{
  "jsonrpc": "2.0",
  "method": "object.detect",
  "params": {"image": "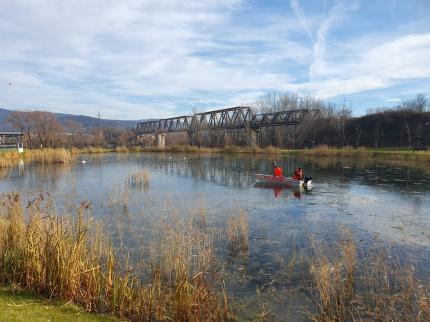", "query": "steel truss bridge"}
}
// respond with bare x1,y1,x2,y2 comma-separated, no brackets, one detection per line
136,106,319,135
